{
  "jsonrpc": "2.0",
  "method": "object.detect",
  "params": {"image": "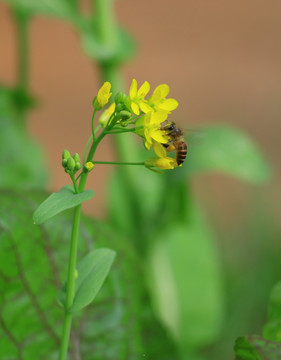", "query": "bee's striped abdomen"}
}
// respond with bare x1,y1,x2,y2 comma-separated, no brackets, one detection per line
176,140,187,165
